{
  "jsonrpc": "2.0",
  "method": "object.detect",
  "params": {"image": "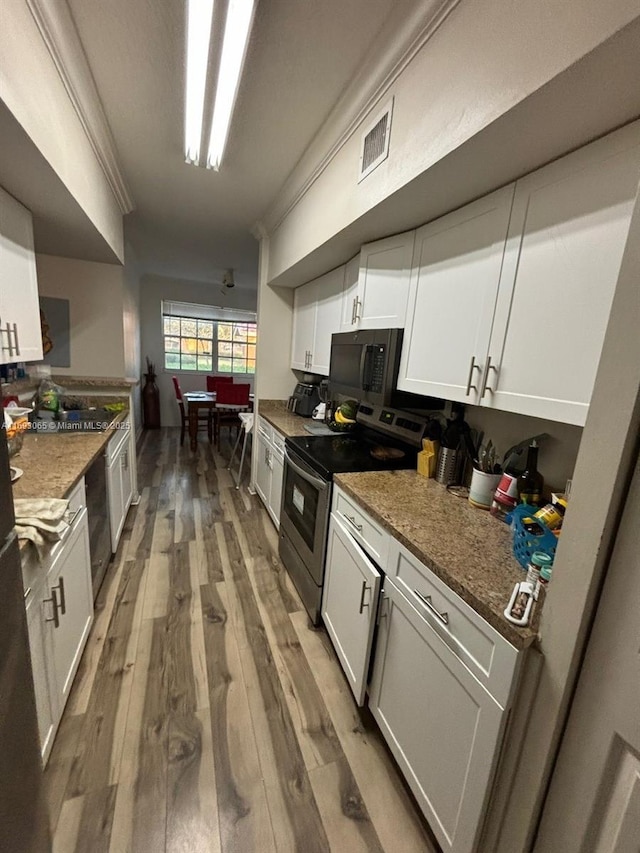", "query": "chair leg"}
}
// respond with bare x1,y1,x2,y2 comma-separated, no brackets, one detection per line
207,412,213,444
180,416,185,446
